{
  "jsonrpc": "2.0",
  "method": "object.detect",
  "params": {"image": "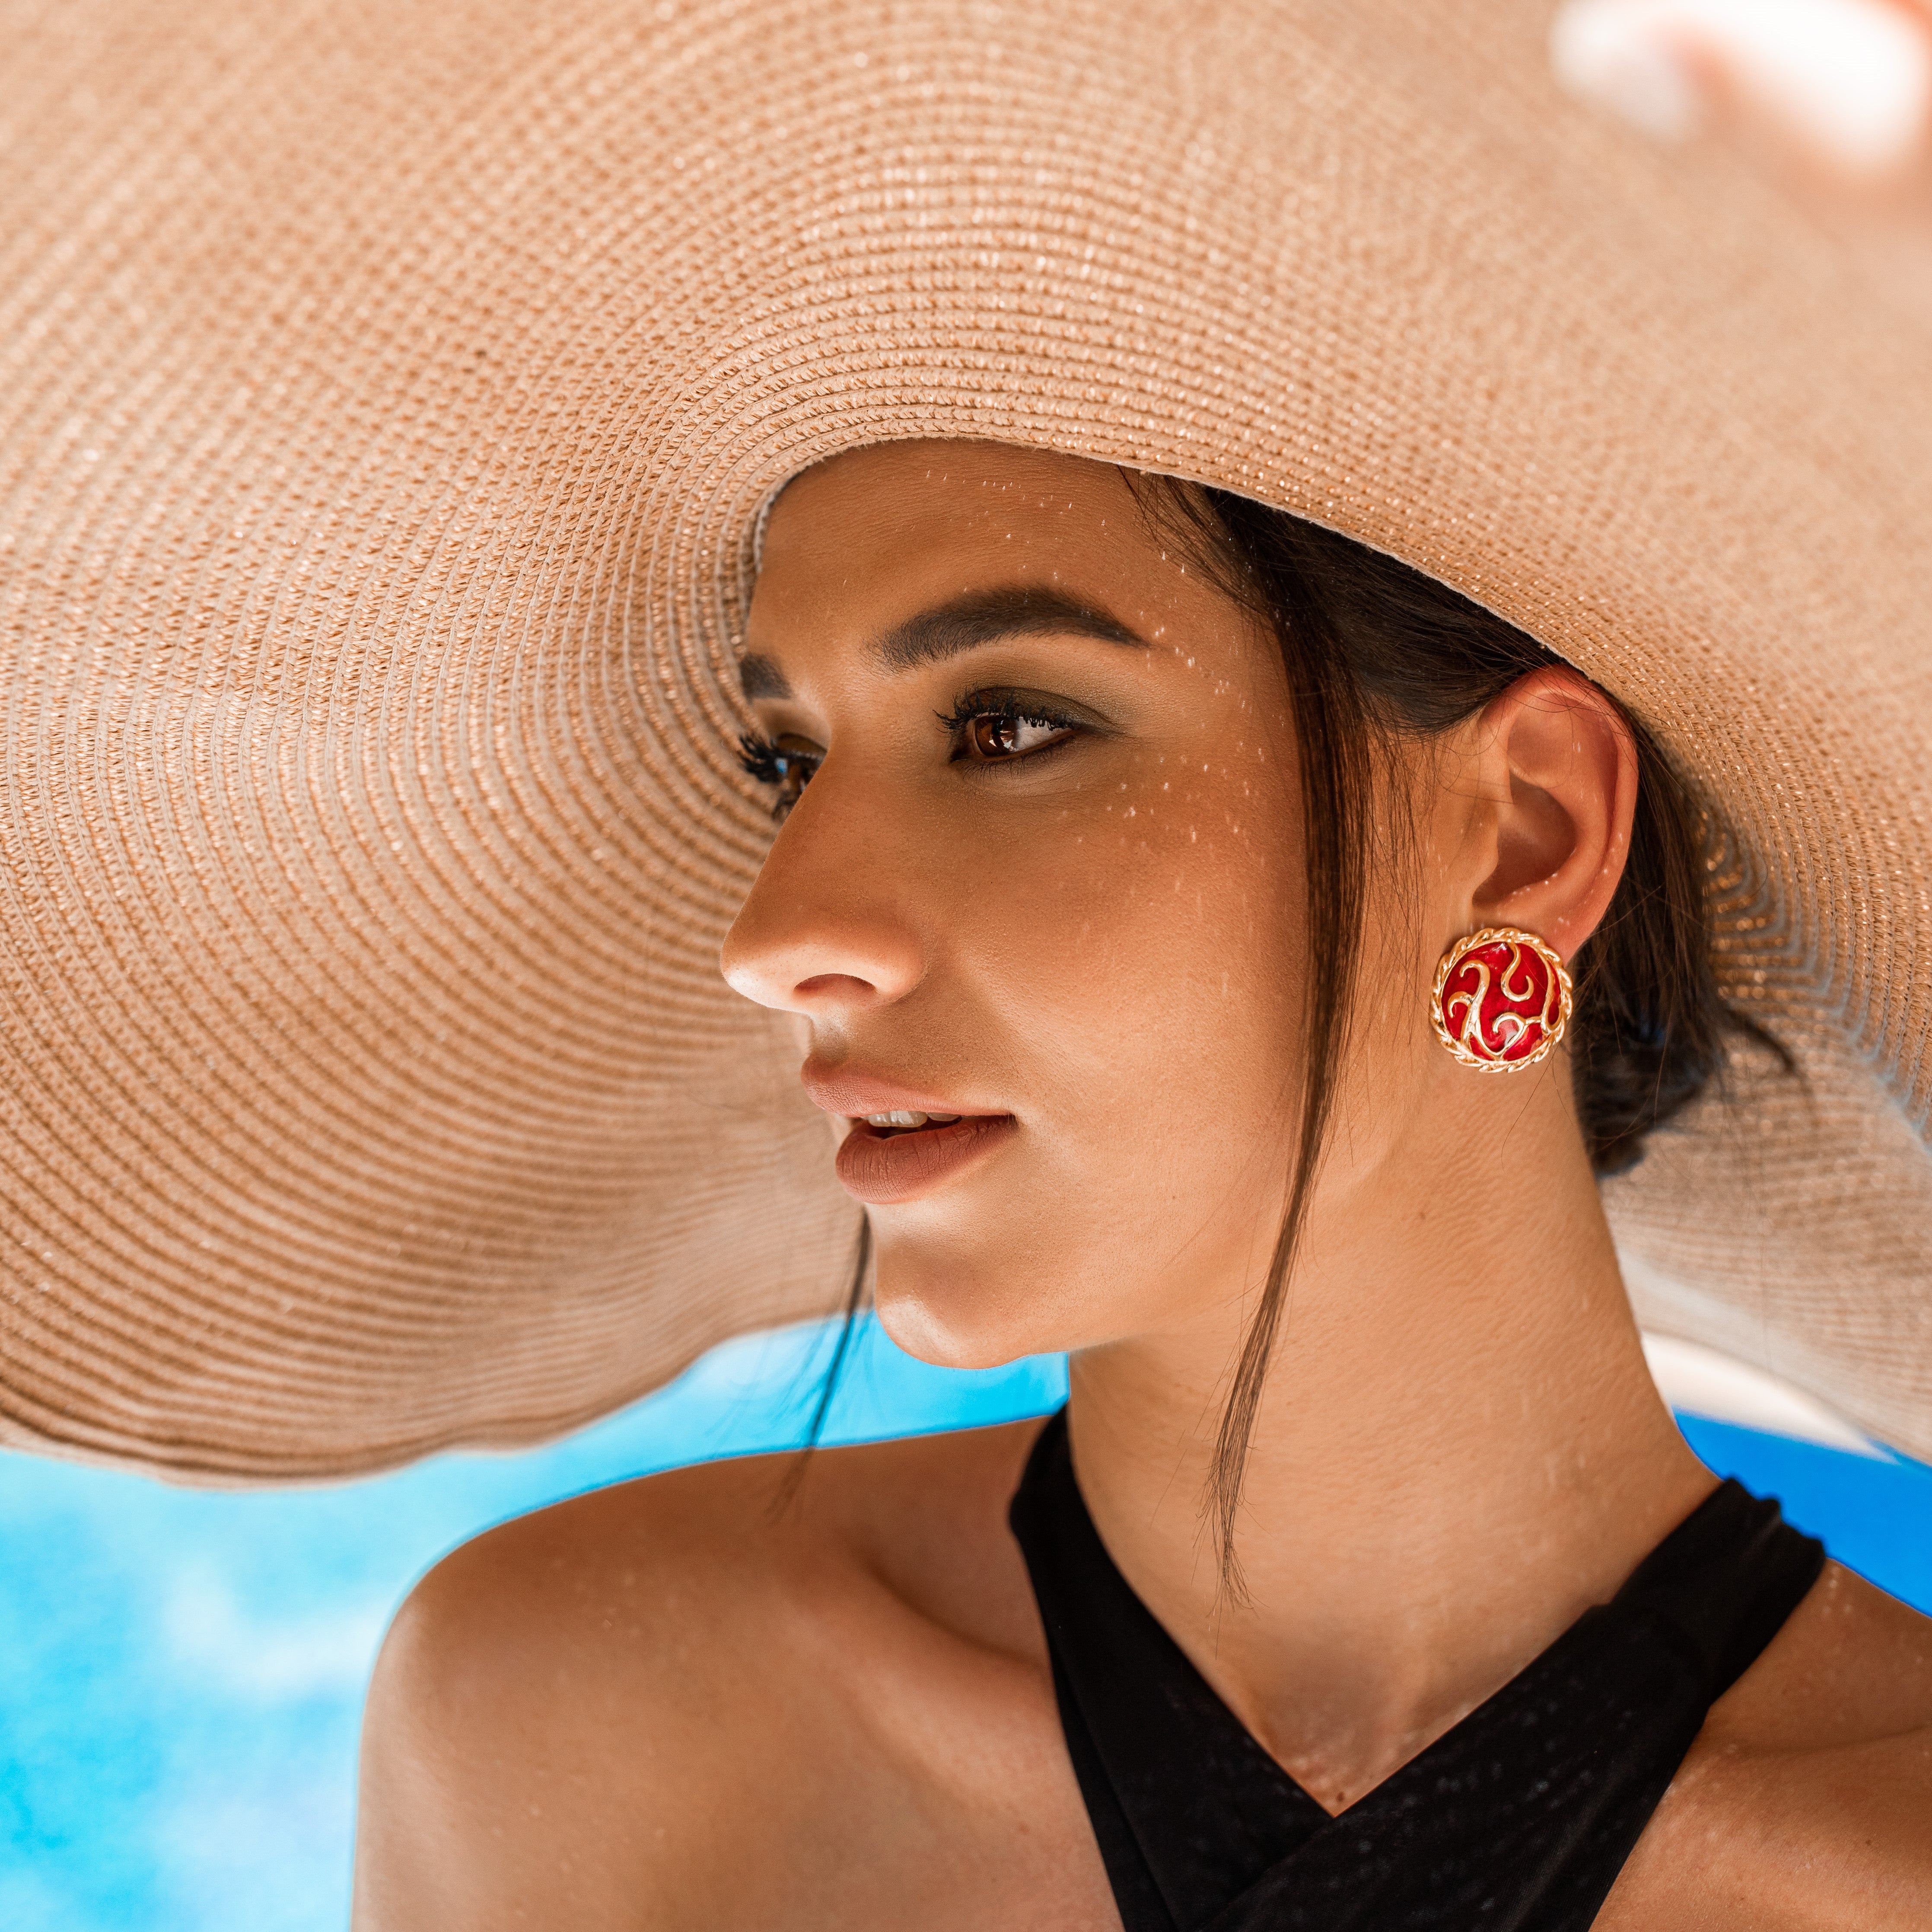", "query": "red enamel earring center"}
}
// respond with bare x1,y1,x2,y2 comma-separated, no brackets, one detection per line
1430,927,1574,1072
